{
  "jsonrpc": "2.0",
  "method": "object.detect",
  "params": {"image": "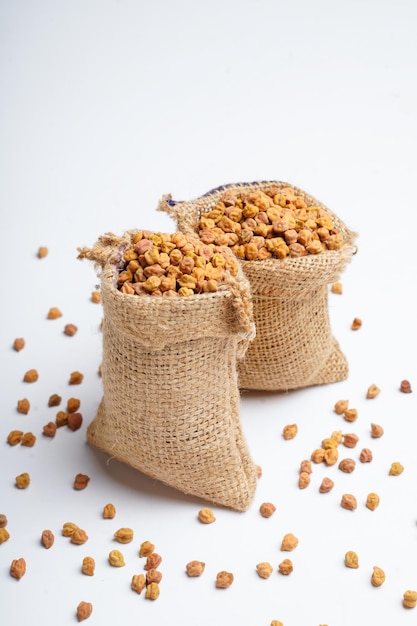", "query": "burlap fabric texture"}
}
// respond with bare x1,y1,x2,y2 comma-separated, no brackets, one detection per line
158,180,358,392
78,231,258,511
